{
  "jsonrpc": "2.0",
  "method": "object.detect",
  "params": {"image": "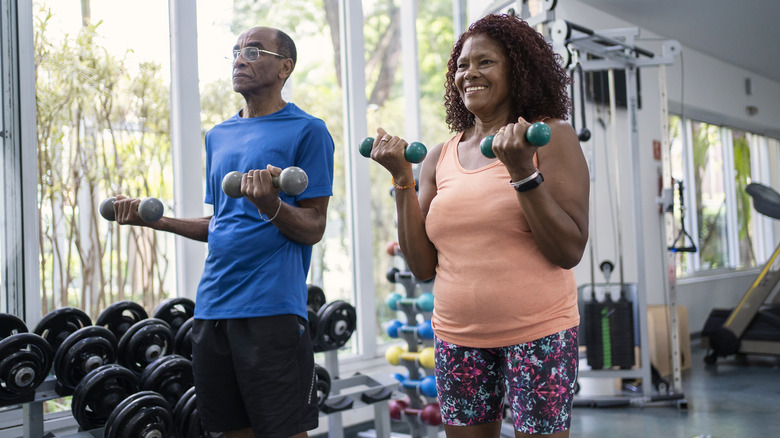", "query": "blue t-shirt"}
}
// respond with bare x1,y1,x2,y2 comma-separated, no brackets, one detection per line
196,103,334,320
